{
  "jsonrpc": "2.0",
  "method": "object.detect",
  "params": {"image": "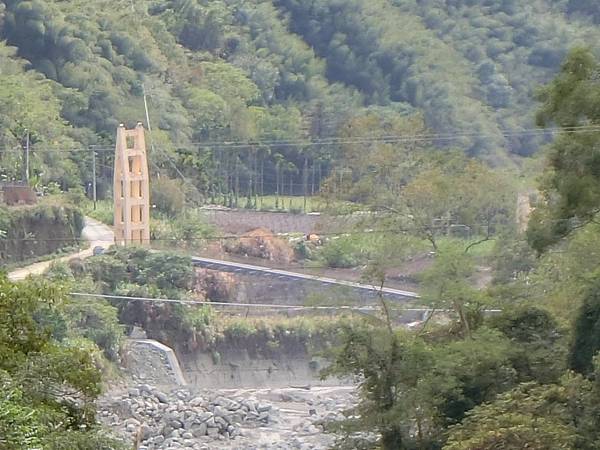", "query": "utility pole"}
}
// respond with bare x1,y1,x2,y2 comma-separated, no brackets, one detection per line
143,81,189,208
91,147,97,210
142,83,156,155
303,157,308,213
23,130,30,183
